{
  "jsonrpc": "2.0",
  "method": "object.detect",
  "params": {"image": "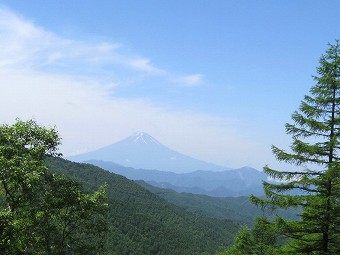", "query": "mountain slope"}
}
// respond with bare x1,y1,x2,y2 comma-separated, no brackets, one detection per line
68,132,230,173
87,159,267,197
137,181,300,226
46,157,239,254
